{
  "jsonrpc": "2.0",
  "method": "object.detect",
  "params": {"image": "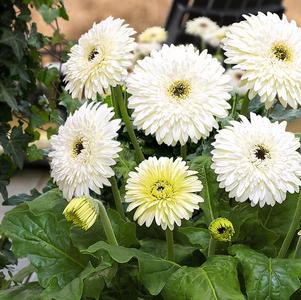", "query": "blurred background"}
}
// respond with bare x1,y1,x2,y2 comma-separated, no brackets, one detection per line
31,0,300,39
